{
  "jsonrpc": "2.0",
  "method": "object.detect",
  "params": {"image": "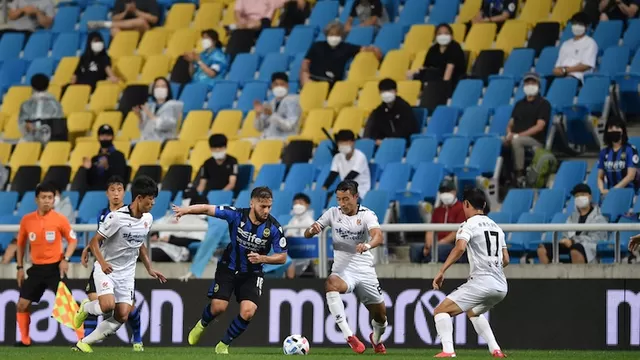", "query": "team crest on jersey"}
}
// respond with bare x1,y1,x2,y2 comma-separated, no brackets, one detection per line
28,232,36,242
263,228,270,238
102,281,109,289
357,219,361,225
144,222,148,229
214,284,220,293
